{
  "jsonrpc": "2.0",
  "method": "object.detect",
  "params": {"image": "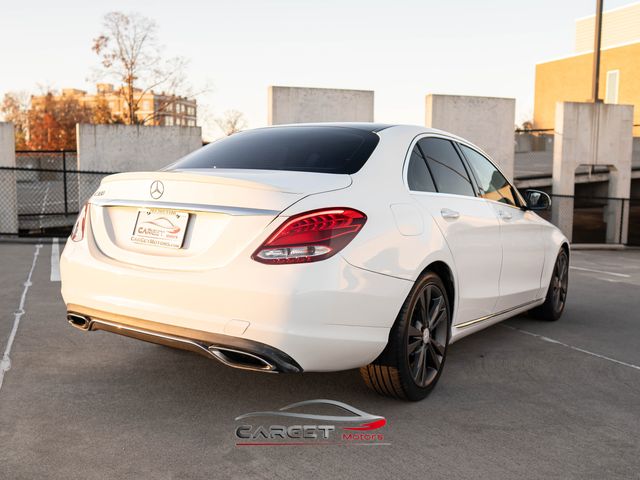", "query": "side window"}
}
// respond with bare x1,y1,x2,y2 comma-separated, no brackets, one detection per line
459,144,517,207
418,138,475,197
407,145,436,192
